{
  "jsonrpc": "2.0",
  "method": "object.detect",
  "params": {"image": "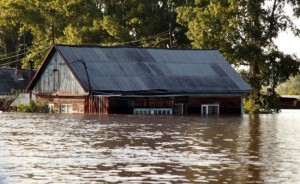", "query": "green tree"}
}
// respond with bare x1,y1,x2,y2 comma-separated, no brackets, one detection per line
177,0,300,113
276,75,300,95
1,0,191,67
0,0,33,68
